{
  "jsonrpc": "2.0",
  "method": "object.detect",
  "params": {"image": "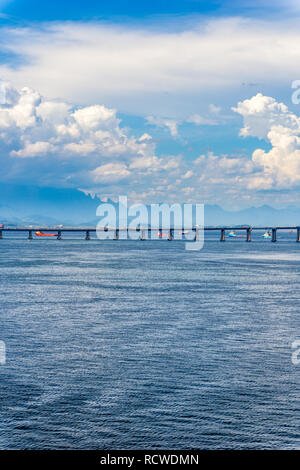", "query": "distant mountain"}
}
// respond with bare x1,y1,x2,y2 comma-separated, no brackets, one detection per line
204,204,300,226
0,183,101,225
0,183,300,226
82,203,300,227
205,205,300,226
